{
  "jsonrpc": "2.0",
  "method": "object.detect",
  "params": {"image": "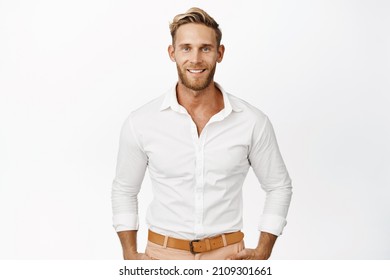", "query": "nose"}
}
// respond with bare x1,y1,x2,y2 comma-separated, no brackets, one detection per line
189,49,202,64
